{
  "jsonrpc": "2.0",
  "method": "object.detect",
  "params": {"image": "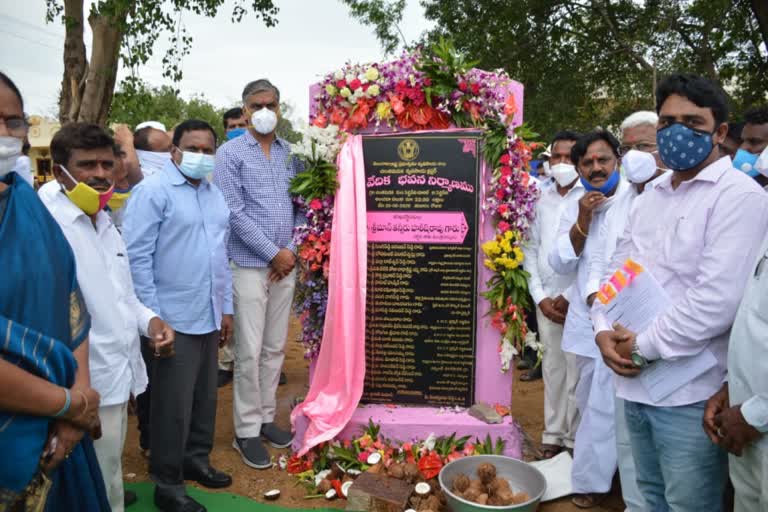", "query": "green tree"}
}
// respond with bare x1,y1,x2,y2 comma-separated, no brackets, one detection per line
342,0,768,140
46,0,279,126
